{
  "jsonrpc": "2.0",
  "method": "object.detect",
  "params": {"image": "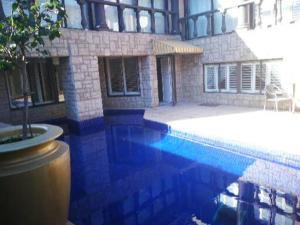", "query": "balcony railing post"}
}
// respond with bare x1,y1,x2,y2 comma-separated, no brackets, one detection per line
192,16,198,38
206,13,212,36
164,0,169,33
149,0,155,33
150,9,155,33
118,4,125,32
76,0,88,29
171,0,179,34
221,11,226,33
136,8,141,32
94,0,109,30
